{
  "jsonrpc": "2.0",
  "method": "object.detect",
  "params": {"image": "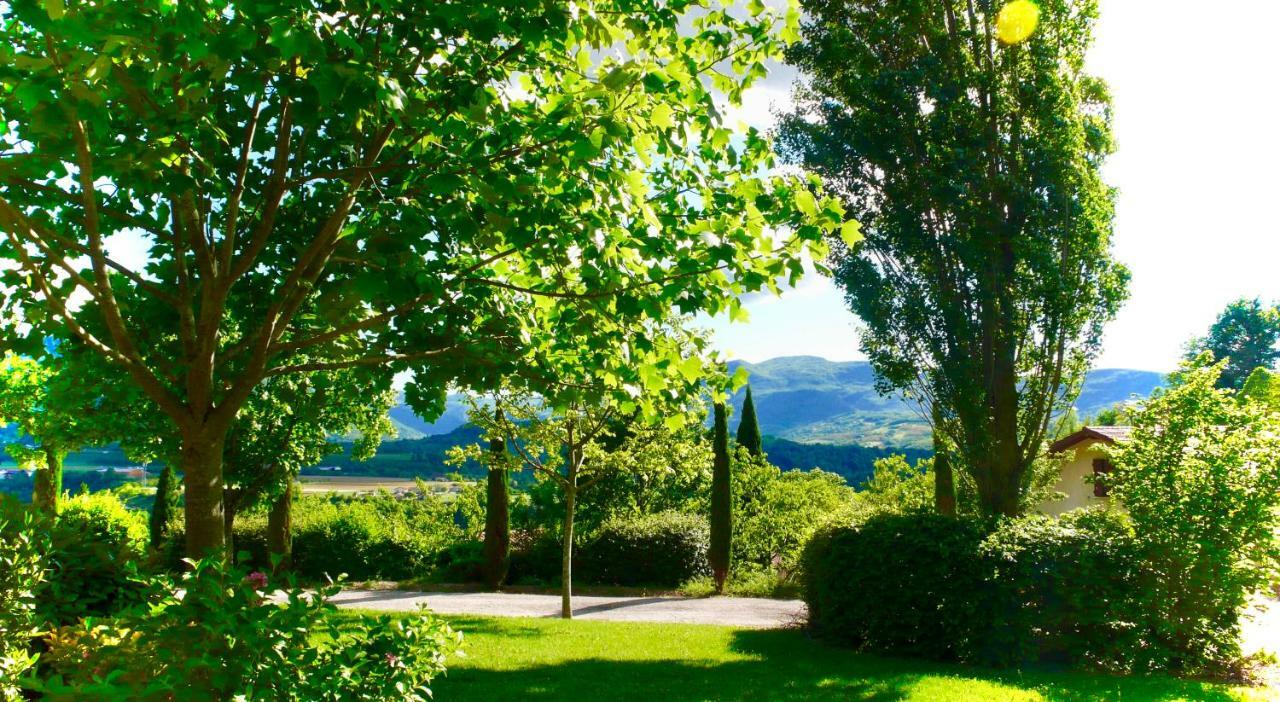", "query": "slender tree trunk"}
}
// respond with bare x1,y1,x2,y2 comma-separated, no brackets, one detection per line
180,430,227,559
561,470,577,620
267,483,293,572
222,492,238,558
32,448,63,516
709,402,732,594
483,464,510,590
931,408,957,516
